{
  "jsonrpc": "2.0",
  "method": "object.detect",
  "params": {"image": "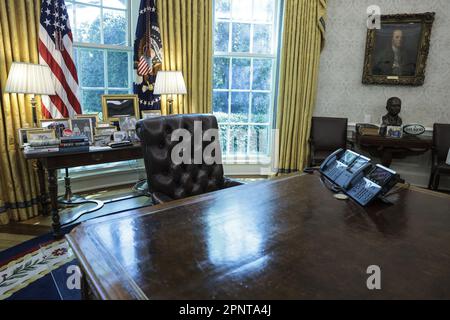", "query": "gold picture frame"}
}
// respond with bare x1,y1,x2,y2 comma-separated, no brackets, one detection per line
101,94,140,122
362,12,435,86
26,129,56,142
18,128,43,146
75,114,99,129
